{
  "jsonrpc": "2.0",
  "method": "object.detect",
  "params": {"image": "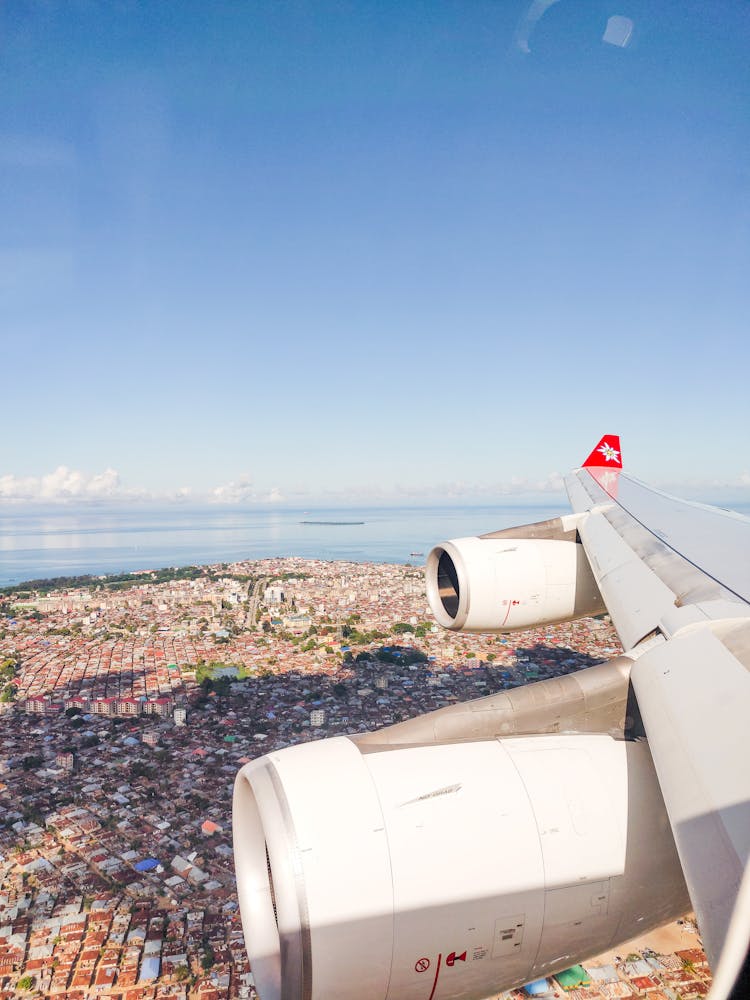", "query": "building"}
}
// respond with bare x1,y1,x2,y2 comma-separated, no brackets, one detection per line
65,696,89,713
143,697,173,716
264,585,285,605
25,696,49,714
90,698,116,716
117,697,142,717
